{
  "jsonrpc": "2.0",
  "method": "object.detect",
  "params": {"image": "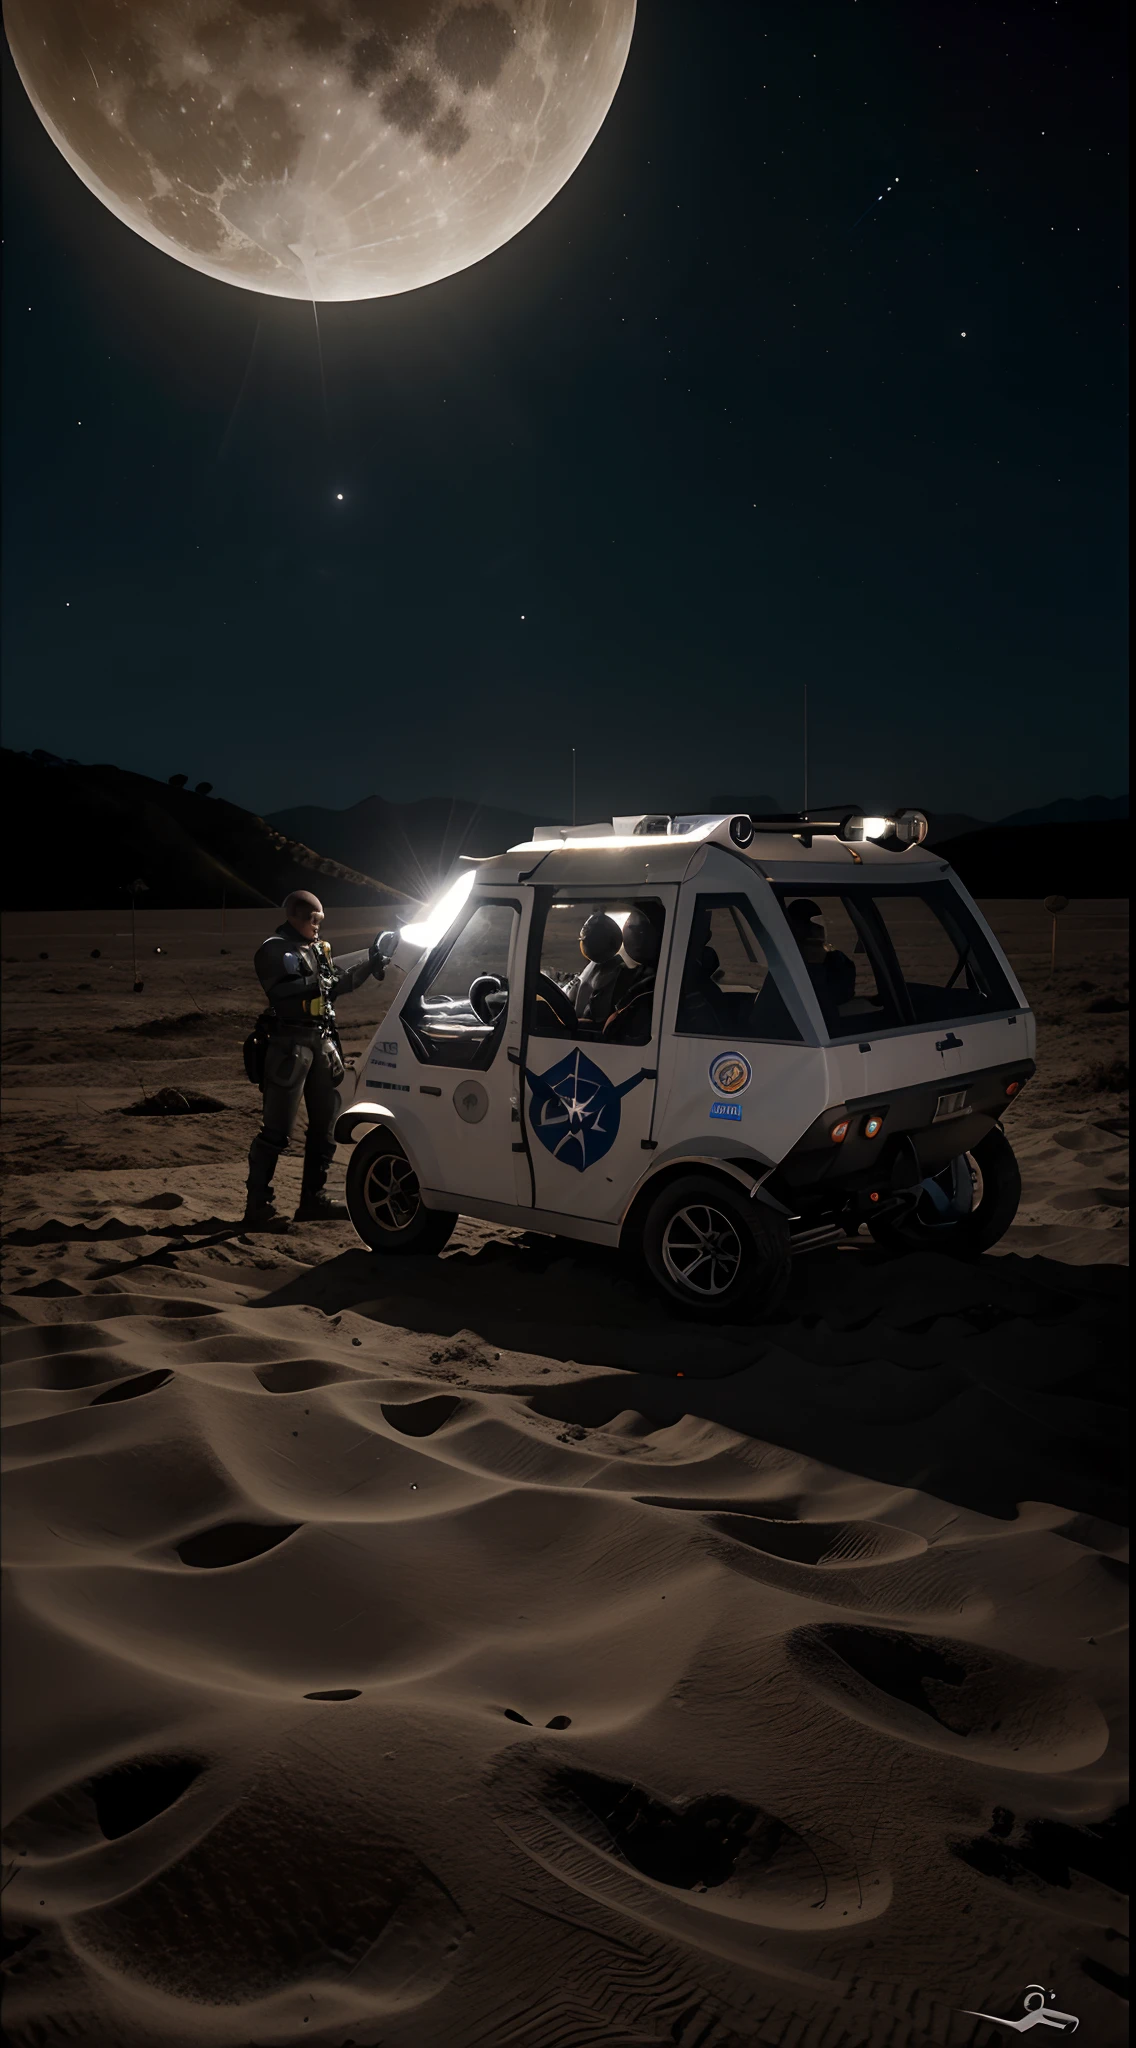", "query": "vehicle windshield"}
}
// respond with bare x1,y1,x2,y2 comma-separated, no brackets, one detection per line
402,898,519,1068
774,882,1016,1038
